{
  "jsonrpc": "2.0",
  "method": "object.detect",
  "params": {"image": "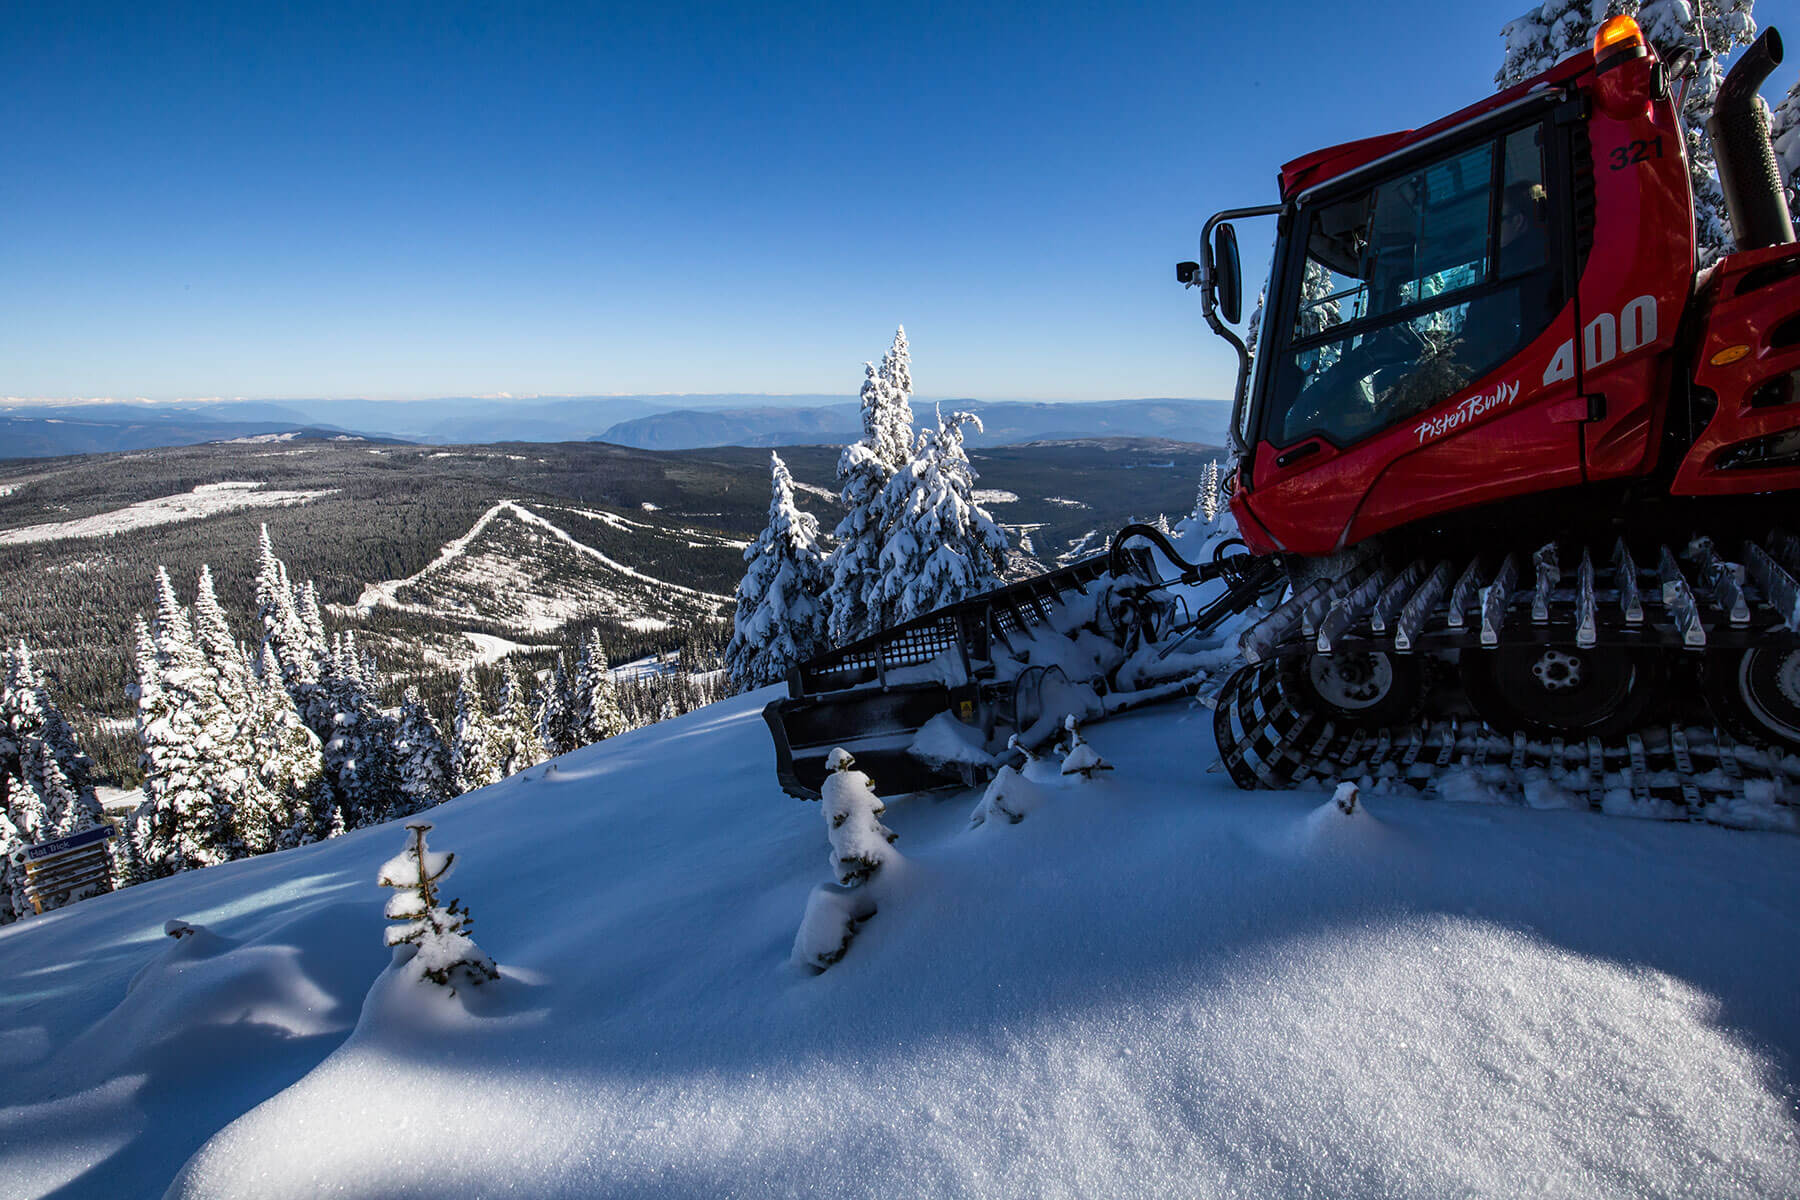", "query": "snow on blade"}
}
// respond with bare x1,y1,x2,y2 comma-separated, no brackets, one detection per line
0,482,335,545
